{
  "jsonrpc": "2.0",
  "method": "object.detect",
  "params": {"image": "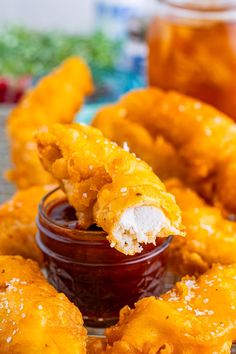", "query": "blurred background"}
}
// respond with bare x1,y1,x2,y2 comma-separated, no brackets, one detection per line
0,0,160,106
